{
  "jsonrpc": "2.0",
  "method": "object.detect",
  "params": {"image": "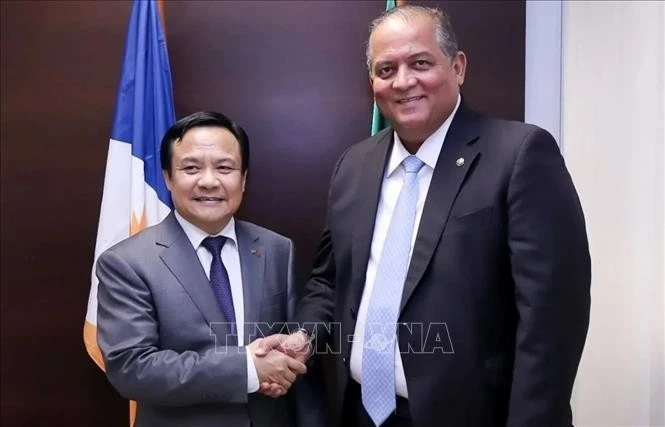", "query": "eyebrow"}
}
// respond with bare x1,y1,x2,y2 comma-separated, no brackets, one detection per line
178,156,238,165
407,51,435,60
374,51,435,66
178,156,202,164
